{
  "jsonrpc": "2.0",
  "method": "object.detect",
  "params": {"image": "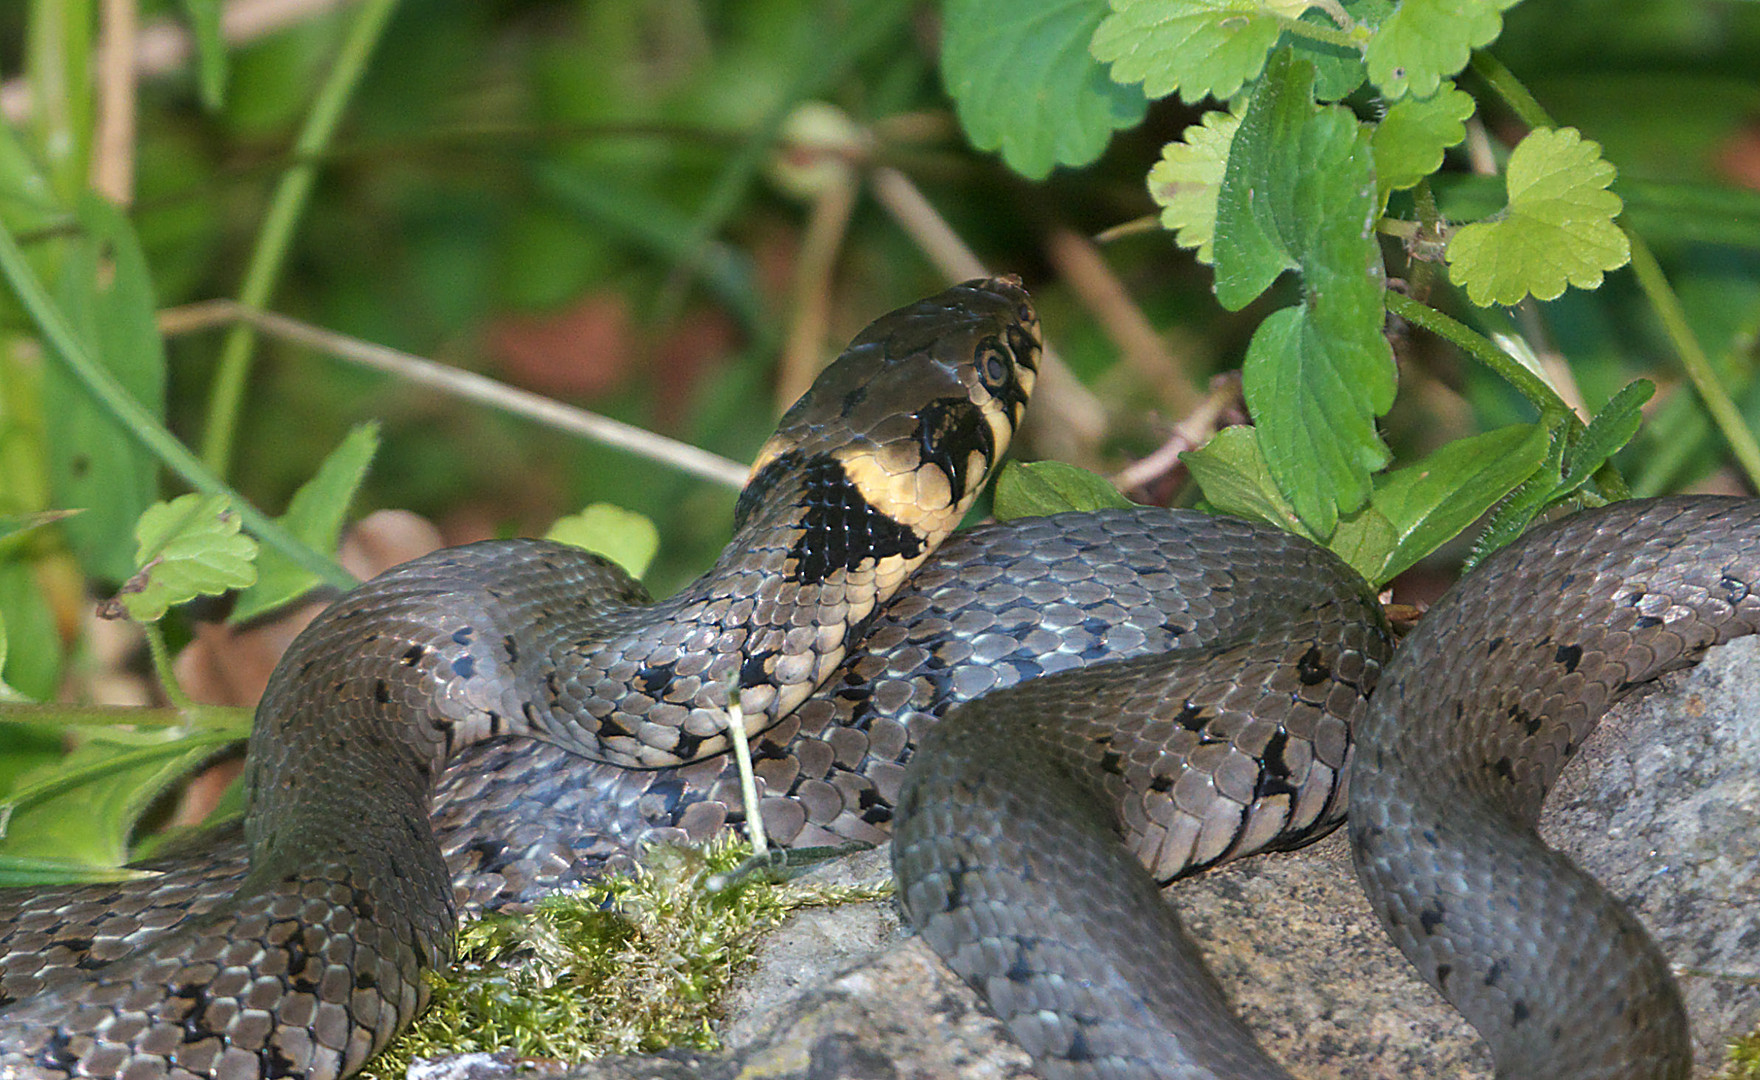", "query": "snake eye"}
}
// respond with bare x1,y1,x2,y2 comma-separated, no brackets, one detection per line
979,345,1011,391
